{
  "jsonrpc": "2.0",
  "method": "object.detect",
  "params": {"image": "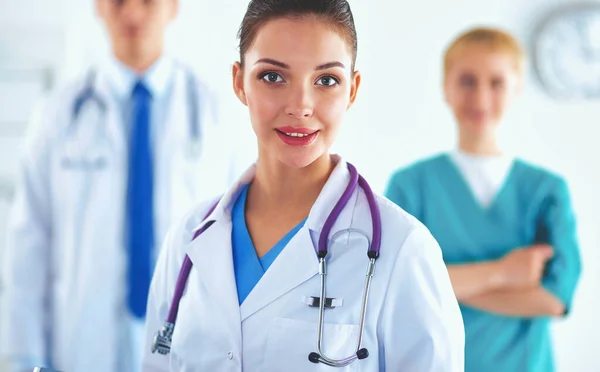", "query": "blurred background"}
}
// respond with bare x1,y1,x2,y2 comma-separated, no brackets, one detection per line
0,0,598,371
